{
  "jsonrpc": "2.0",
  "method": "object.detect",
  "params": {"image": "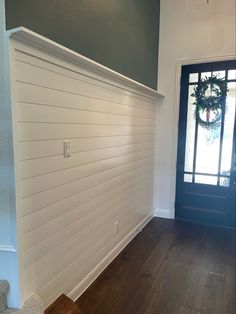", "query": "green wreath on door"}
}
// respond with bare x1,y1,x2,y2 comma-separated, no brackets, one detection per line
191,76,228,129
